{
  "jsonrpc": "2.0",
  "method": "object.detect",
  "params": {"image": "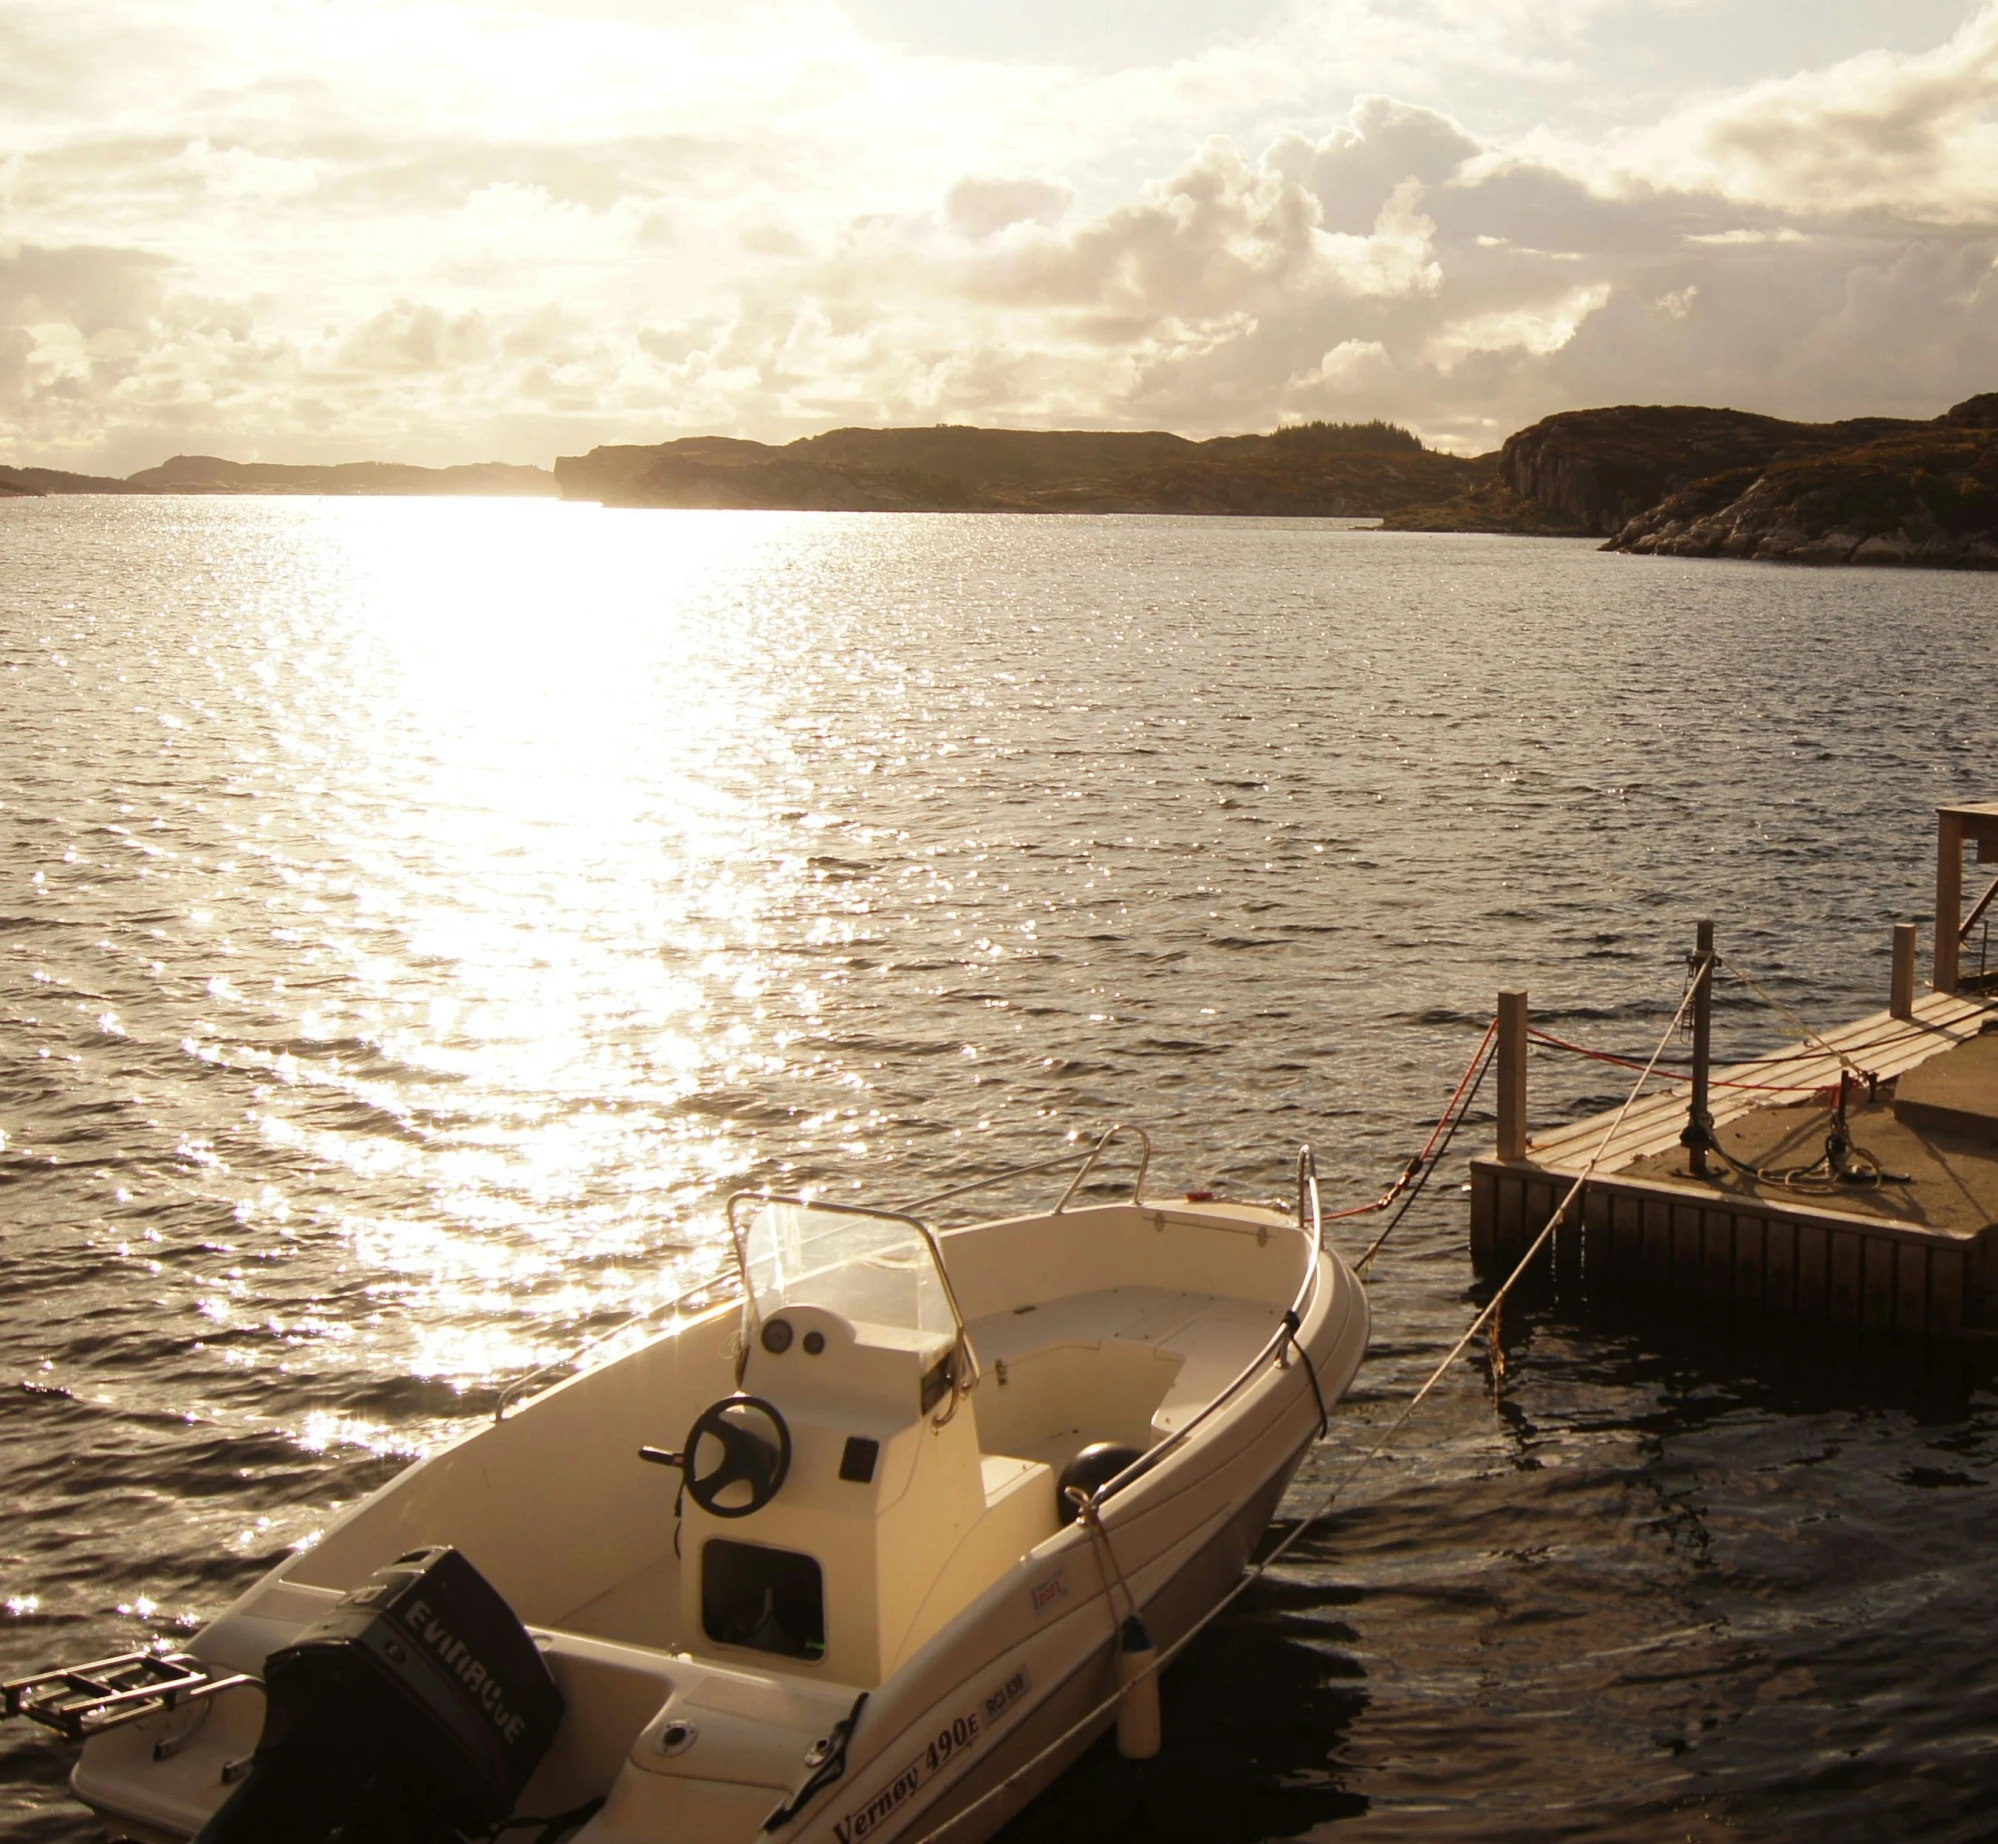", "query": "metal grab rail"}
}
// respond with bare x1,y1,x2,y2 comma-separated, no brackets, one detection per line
1081,1158,1328,1518
1296,1144,1322,1249
899,1123,1152,1219
493,1126,1149,1425
899,1146,1111,1216
491,1122,1190,1427
1053,1124,1152,1214
2,1652,256,1743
